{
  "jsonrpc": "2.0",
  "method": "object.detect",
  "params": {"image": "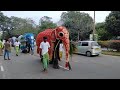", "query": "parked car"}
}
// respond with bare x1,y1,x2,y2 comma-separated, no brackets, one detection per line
75,41,101,57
